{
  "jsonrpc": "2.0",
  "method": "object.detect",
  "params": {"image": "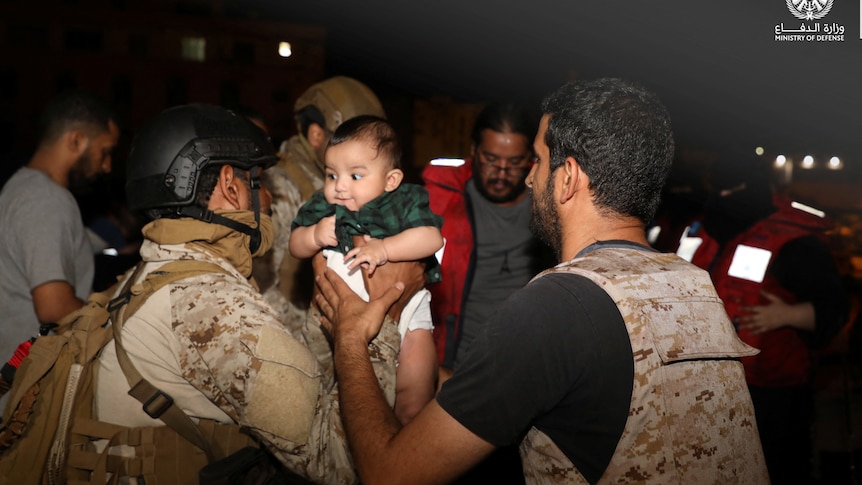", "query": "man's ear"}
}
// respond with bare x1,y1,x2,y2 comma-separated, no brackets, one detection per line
65,129,89,158
209,164,243,210
558,157,583,204
384,168,404,192
307,123,328,151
